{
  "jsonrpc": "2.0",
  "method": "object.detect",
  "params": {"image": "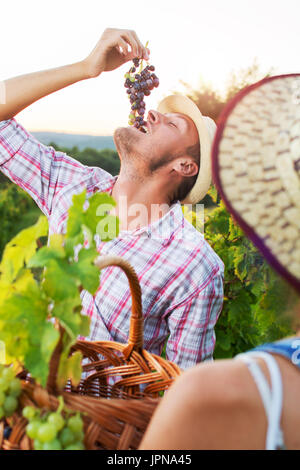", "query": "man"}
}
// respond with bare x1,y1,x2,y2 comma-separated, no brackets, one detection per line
0,28,224,369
